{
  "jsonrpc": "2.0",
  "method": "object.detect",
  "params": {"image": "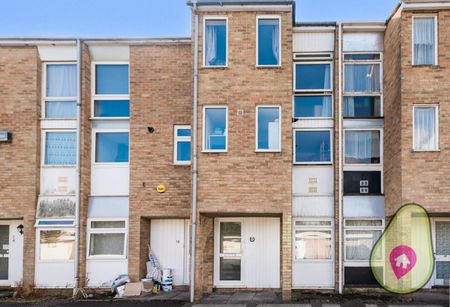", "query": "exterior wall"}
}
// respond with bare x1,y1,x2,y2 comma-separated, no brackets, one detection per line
128,43,193,280
193,8,293,300
0,46,41,285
